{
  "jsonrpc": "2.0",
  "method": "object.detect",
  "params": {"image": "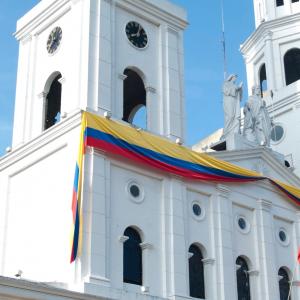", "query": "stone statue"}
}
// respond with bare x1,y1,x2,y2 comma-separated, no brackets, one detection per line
222,74,243,140
243,86,272,146
258,96,273,147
